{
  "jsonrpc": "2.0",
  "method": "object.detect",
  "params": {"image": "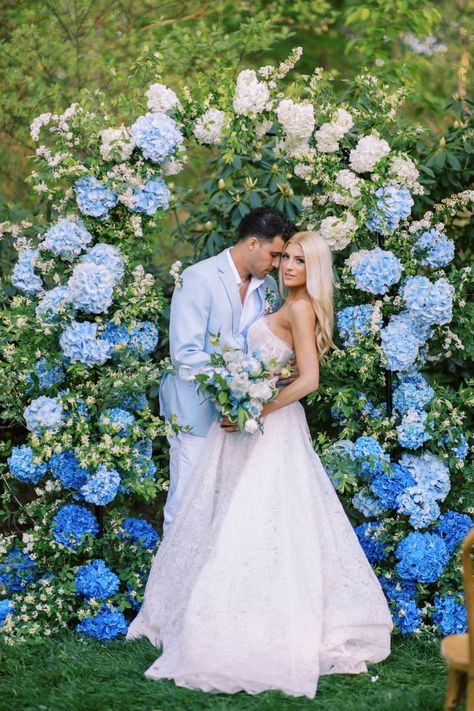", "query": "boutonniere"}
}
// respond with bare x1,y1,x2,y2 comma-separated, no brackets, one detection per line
264,287,279,315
